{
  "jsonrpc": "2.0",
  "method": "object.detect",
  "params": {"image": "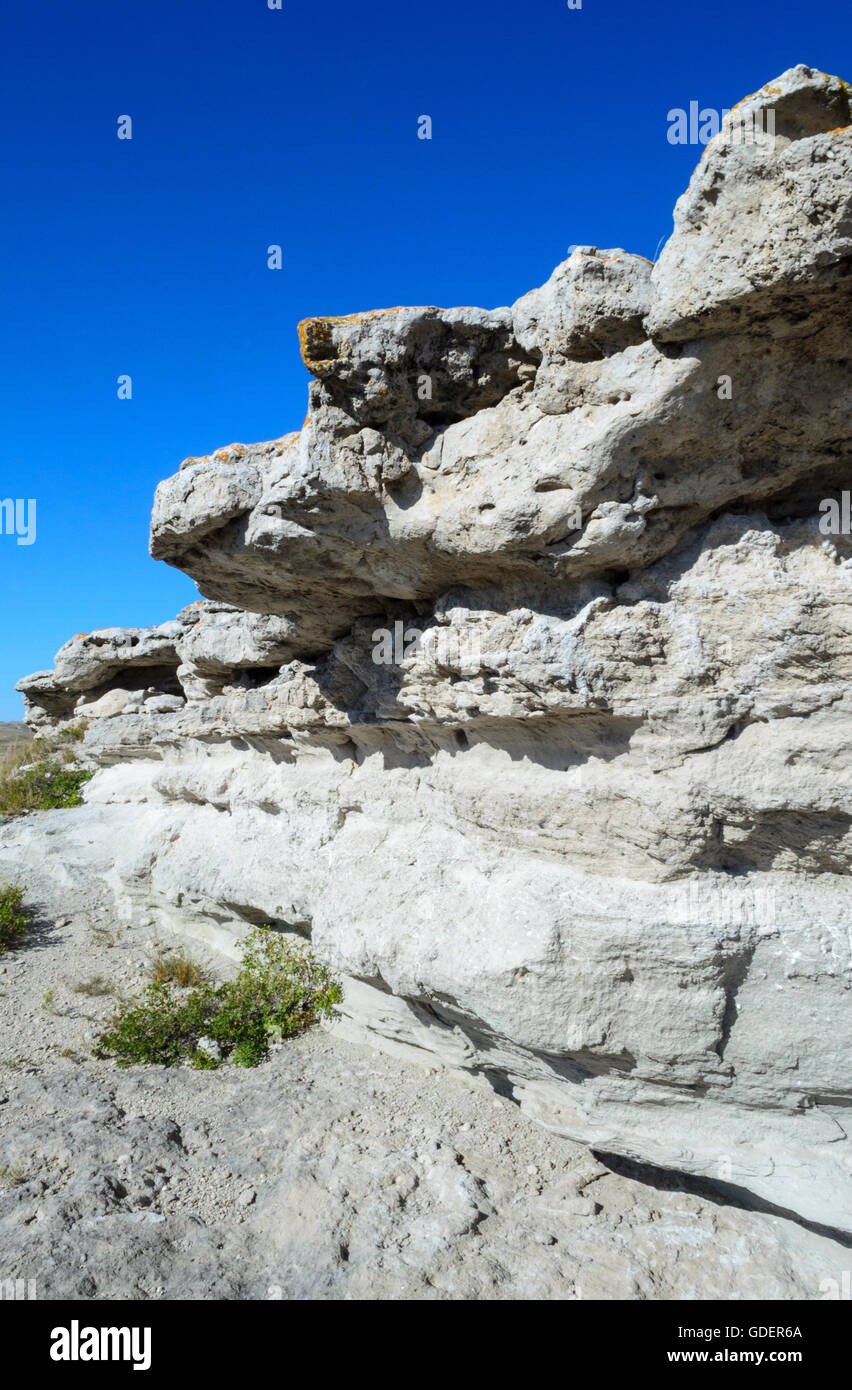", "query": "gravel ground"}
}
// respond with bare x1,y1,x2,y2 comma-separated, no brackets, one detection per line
0,831,848,1301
